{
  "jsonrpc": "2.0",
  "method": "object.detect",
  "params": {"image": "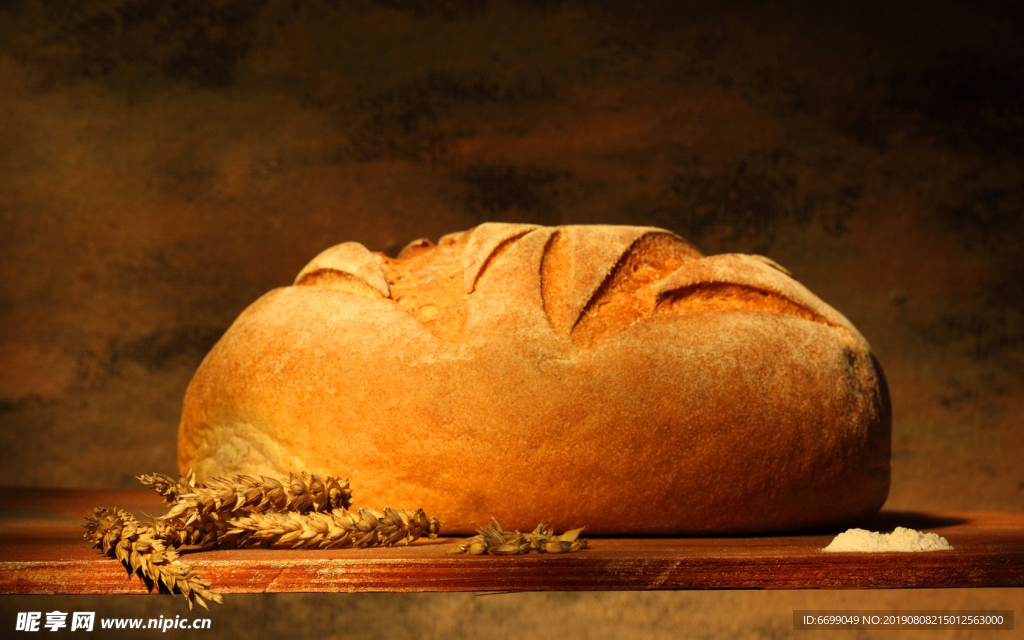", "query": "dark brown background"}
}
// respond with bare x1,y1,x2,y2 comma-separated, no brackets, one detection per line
1,0,1021,636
